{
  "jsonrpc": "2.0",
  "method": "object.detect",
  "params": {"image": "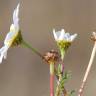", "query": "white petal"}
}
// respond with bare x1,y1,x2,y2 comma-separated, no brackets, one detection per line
4,51,7,59
53,29,58,40
65,33,70,38
13,3,20,27
63,32,70,41
56,31,62,39
0,46,5,53
70,34,77,41
4,4,20,46
4,29,16,46
59,29,65,40
0,45,9,64
0,53,4,63
10,24,15,31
